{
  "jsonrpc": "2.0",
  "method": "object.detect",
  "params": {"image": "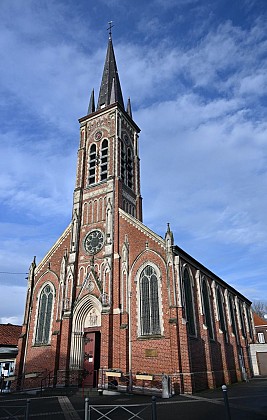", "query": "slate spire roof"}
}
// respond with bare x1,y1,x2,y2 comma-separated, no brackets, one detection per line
97,36,124,110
